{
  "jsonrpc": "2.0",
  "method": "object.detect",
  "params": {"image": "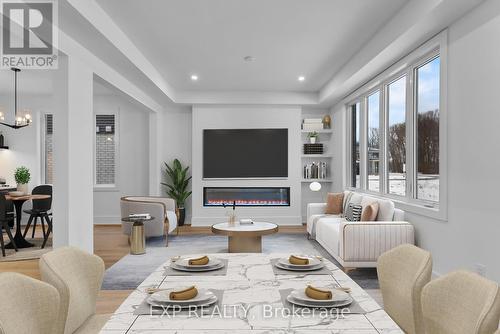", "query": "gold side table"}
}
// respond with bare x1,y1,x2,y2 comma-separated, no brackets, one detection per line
121,216,155,255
